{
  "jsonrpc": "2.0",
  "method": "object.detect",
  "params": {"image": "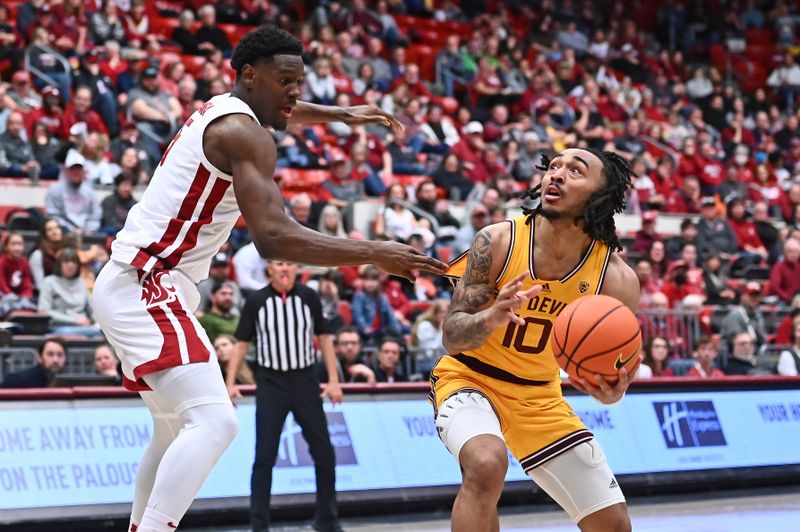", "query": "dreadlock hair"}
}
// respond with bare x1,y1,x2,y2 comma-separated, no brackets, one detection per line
520,148,635,252
230,26,303,77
